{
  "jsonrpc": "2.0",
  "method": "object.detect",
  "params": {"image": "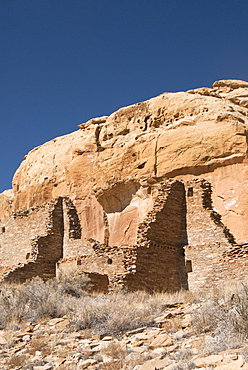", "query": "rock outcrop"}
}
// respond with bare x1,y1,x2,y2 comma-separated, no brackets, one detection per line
1,79,248,290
